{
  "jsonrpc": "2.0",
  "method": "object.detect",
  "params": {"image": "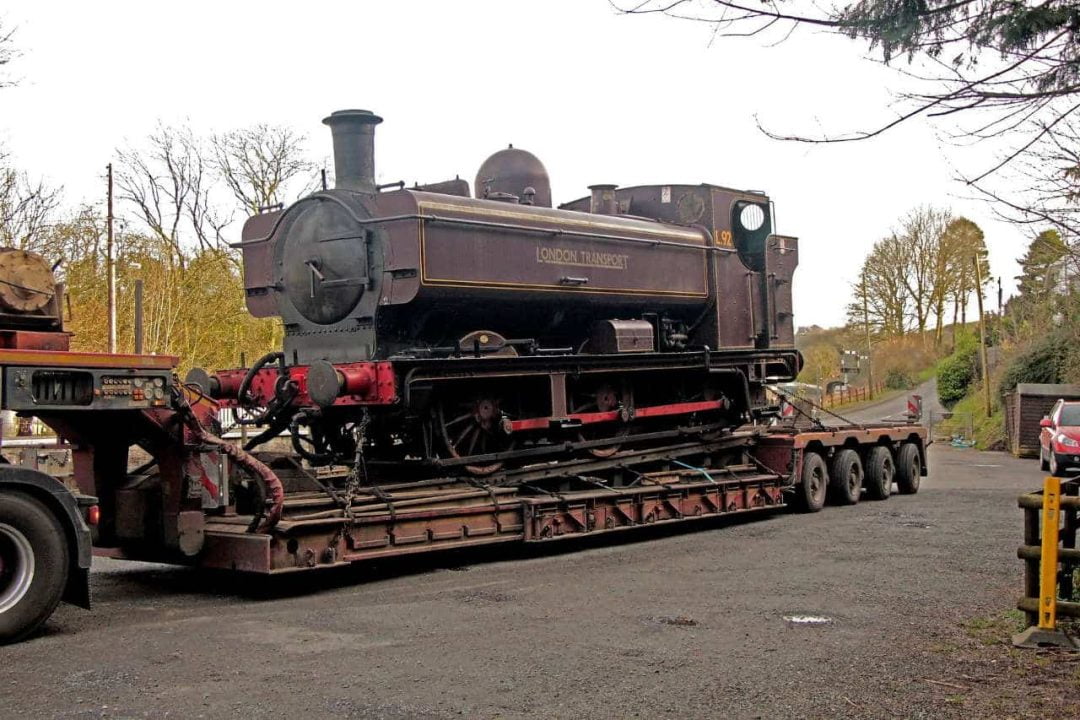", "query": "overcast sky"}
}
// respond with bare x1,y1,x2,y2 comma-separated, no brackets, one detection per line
1,0,1027,328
